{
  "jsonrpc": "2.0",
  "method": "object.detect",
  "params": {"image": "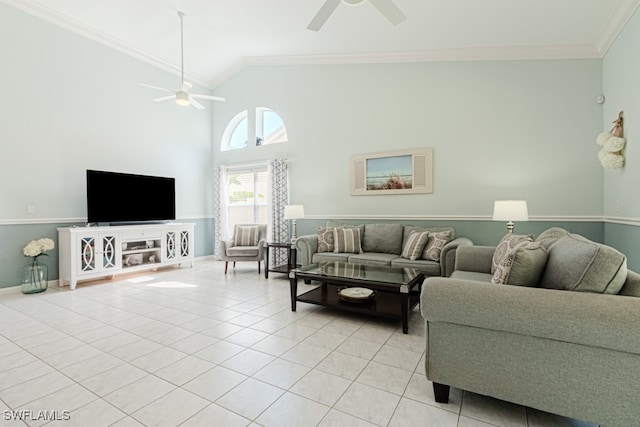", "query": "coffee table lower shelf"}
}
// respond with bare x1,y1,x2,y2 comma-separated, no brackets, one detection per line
292,283,420,333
